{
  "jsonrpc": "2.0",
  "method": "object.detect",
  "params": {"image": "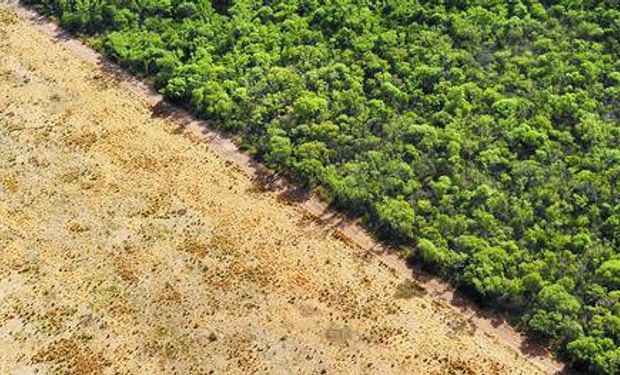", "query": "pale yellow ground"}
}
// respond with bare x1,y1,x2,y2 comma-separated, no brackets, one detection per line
0,7,549,375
